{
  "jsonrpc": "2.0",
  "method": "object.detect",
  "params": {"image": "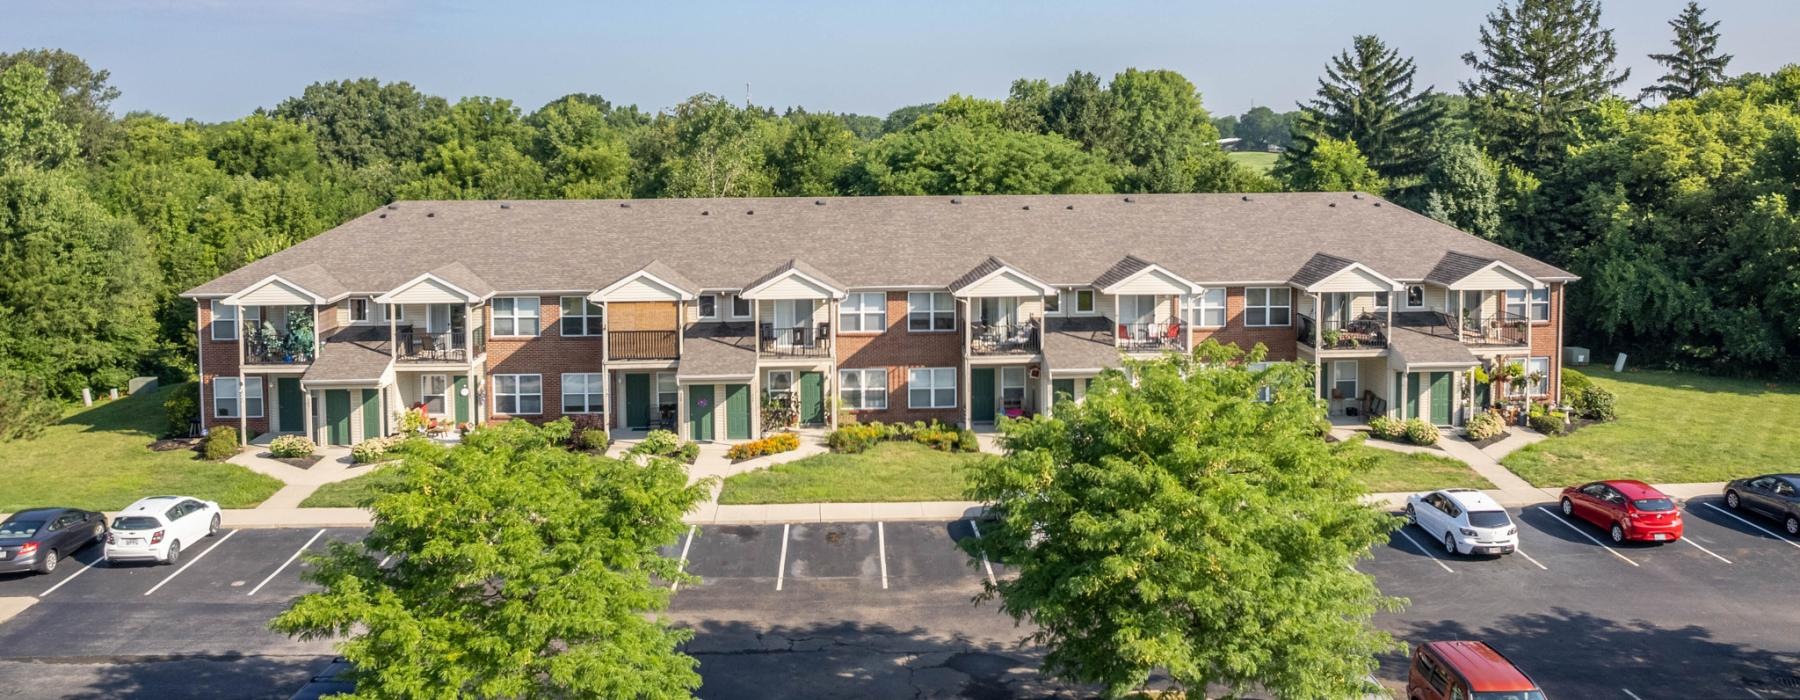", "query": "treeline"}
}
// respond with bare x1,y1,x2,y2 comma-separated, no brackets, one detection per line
0,0,1797,439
